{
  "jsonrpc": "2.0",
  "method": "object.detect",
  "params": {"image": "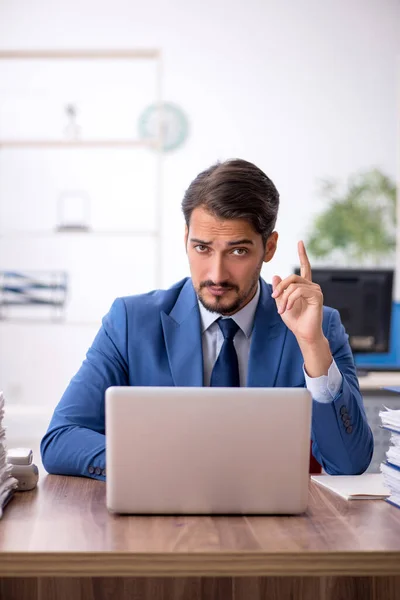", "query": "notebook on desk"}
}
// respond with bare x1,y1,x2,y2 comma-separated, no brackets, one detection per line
105,386,312,515
311,474,390,500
